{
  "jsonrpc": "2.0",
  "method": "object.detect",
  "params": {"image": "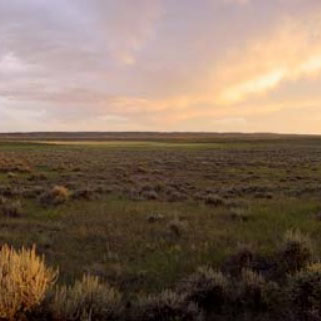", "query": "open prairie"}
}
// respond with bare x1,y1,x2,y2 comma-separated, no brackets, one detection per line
1,134,321,292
